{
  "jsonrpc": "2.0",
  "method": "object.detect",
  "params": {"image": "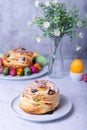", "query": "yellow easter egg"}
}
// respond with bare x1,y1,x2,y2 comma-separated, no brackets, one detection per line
70,59,84,73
